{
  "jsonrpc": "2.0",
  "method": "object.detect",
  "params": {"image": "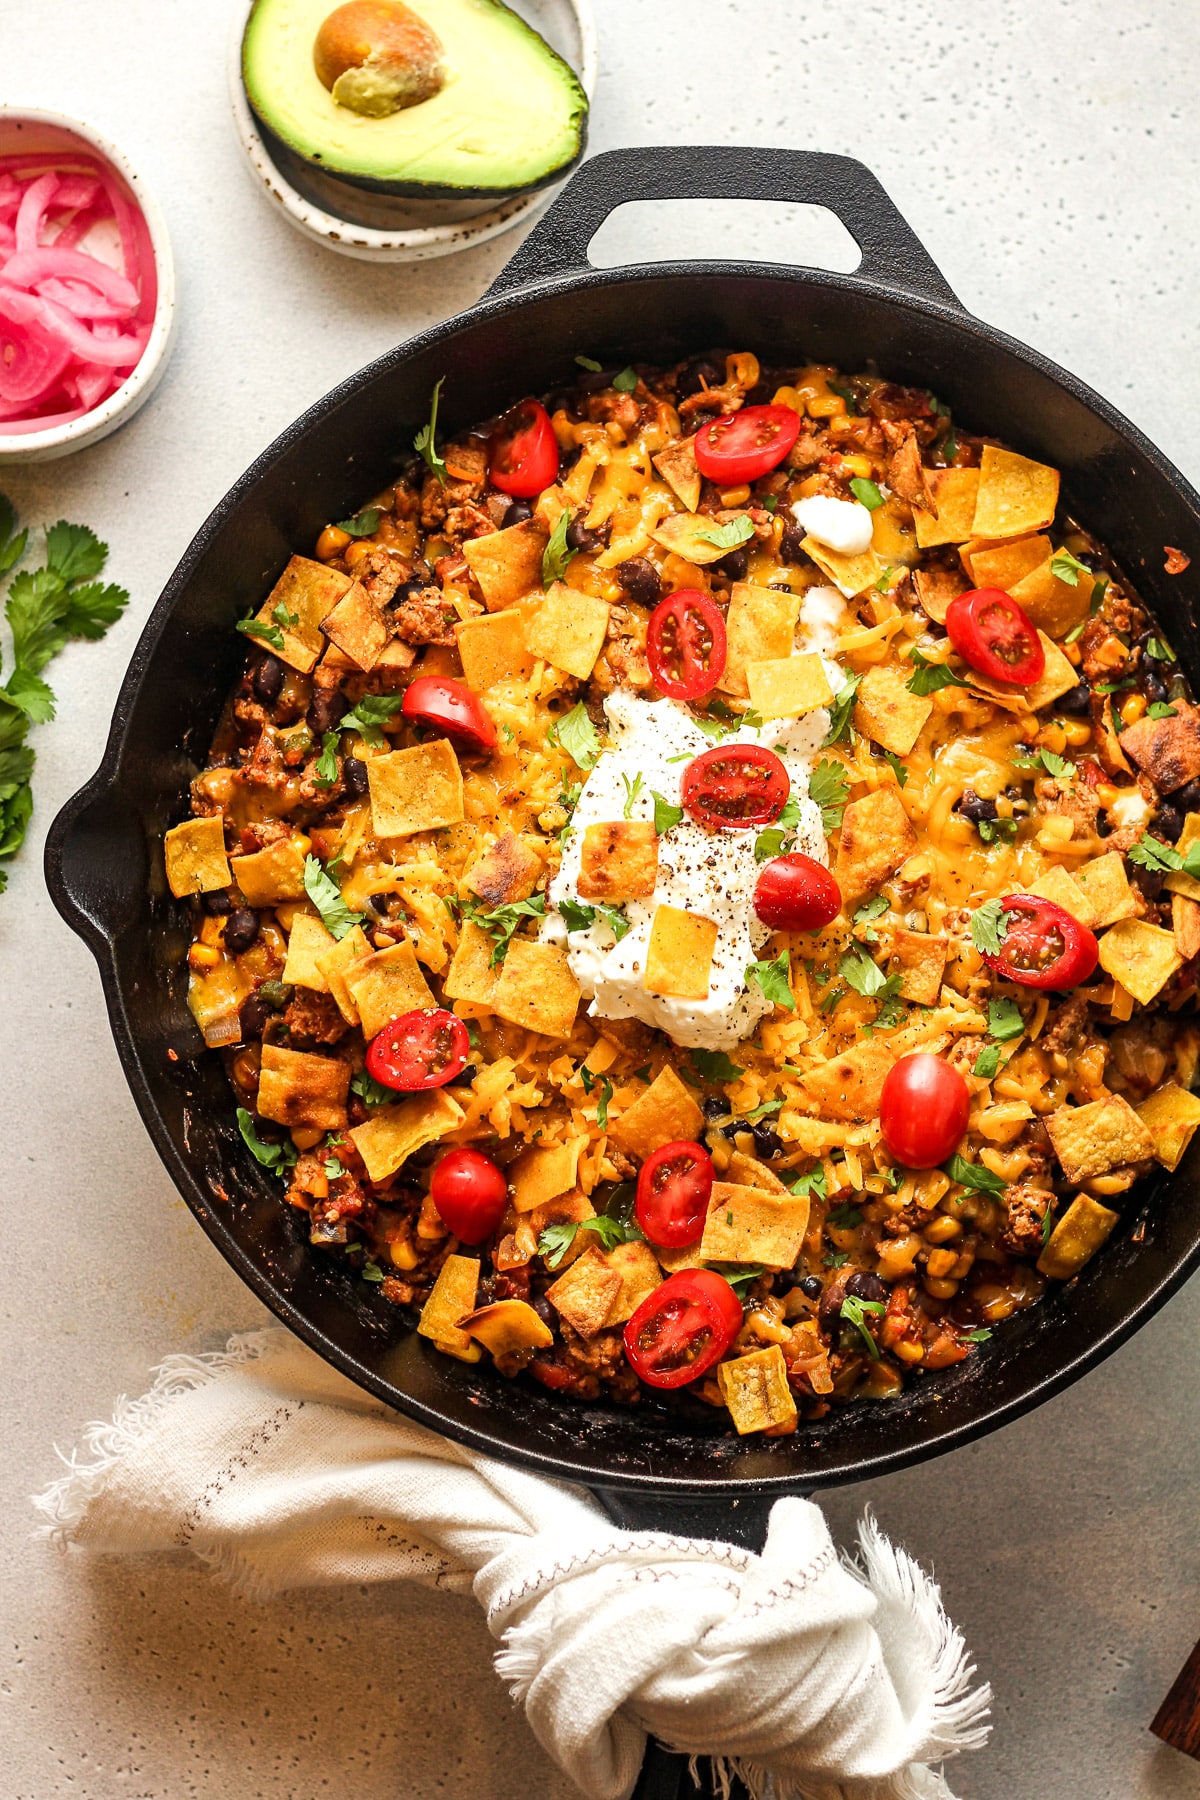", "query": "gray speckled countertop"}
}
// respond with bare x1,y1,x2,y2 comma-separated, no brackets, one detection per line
4,1,1200,1795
